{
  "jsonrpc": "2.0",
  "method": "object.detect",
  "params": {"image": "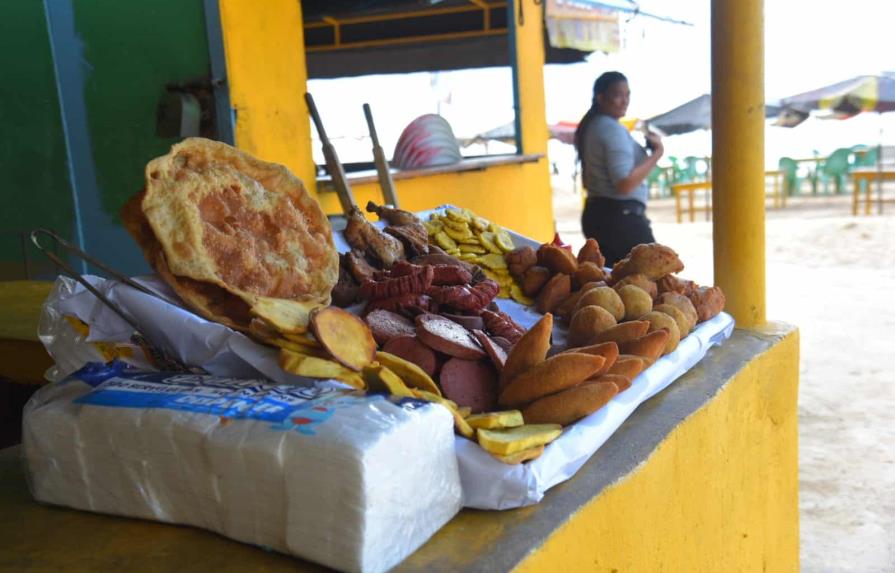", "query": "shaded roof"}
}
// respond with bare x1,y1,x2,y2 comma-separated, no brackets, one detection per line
302,0,589,78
